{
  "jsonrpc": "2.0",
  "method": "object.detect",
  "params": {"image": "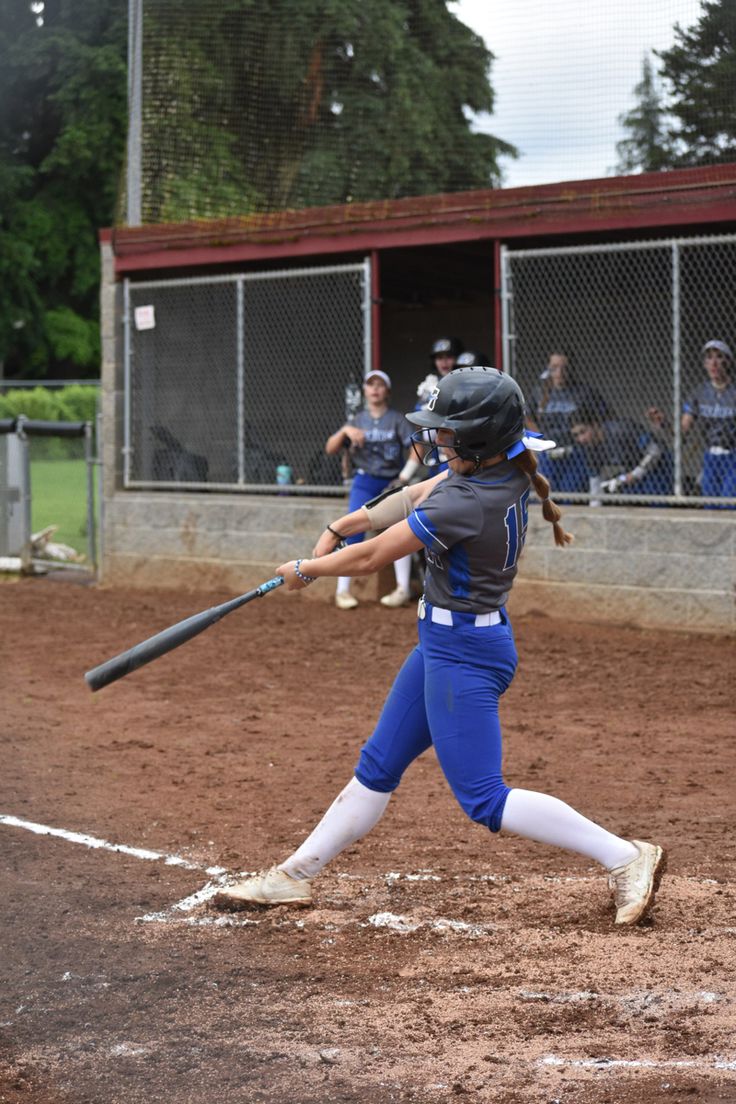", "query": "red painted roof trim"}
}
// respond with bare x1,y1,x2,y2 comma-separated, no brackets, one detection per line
104,165,736,276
